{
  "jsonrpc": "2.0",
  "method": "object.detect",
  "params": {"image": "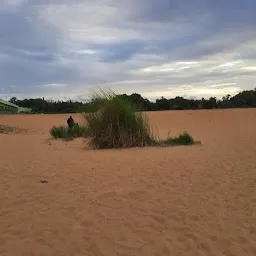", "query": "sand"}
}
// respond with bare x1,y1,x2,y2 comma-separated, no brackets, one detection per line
0,109,256,256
